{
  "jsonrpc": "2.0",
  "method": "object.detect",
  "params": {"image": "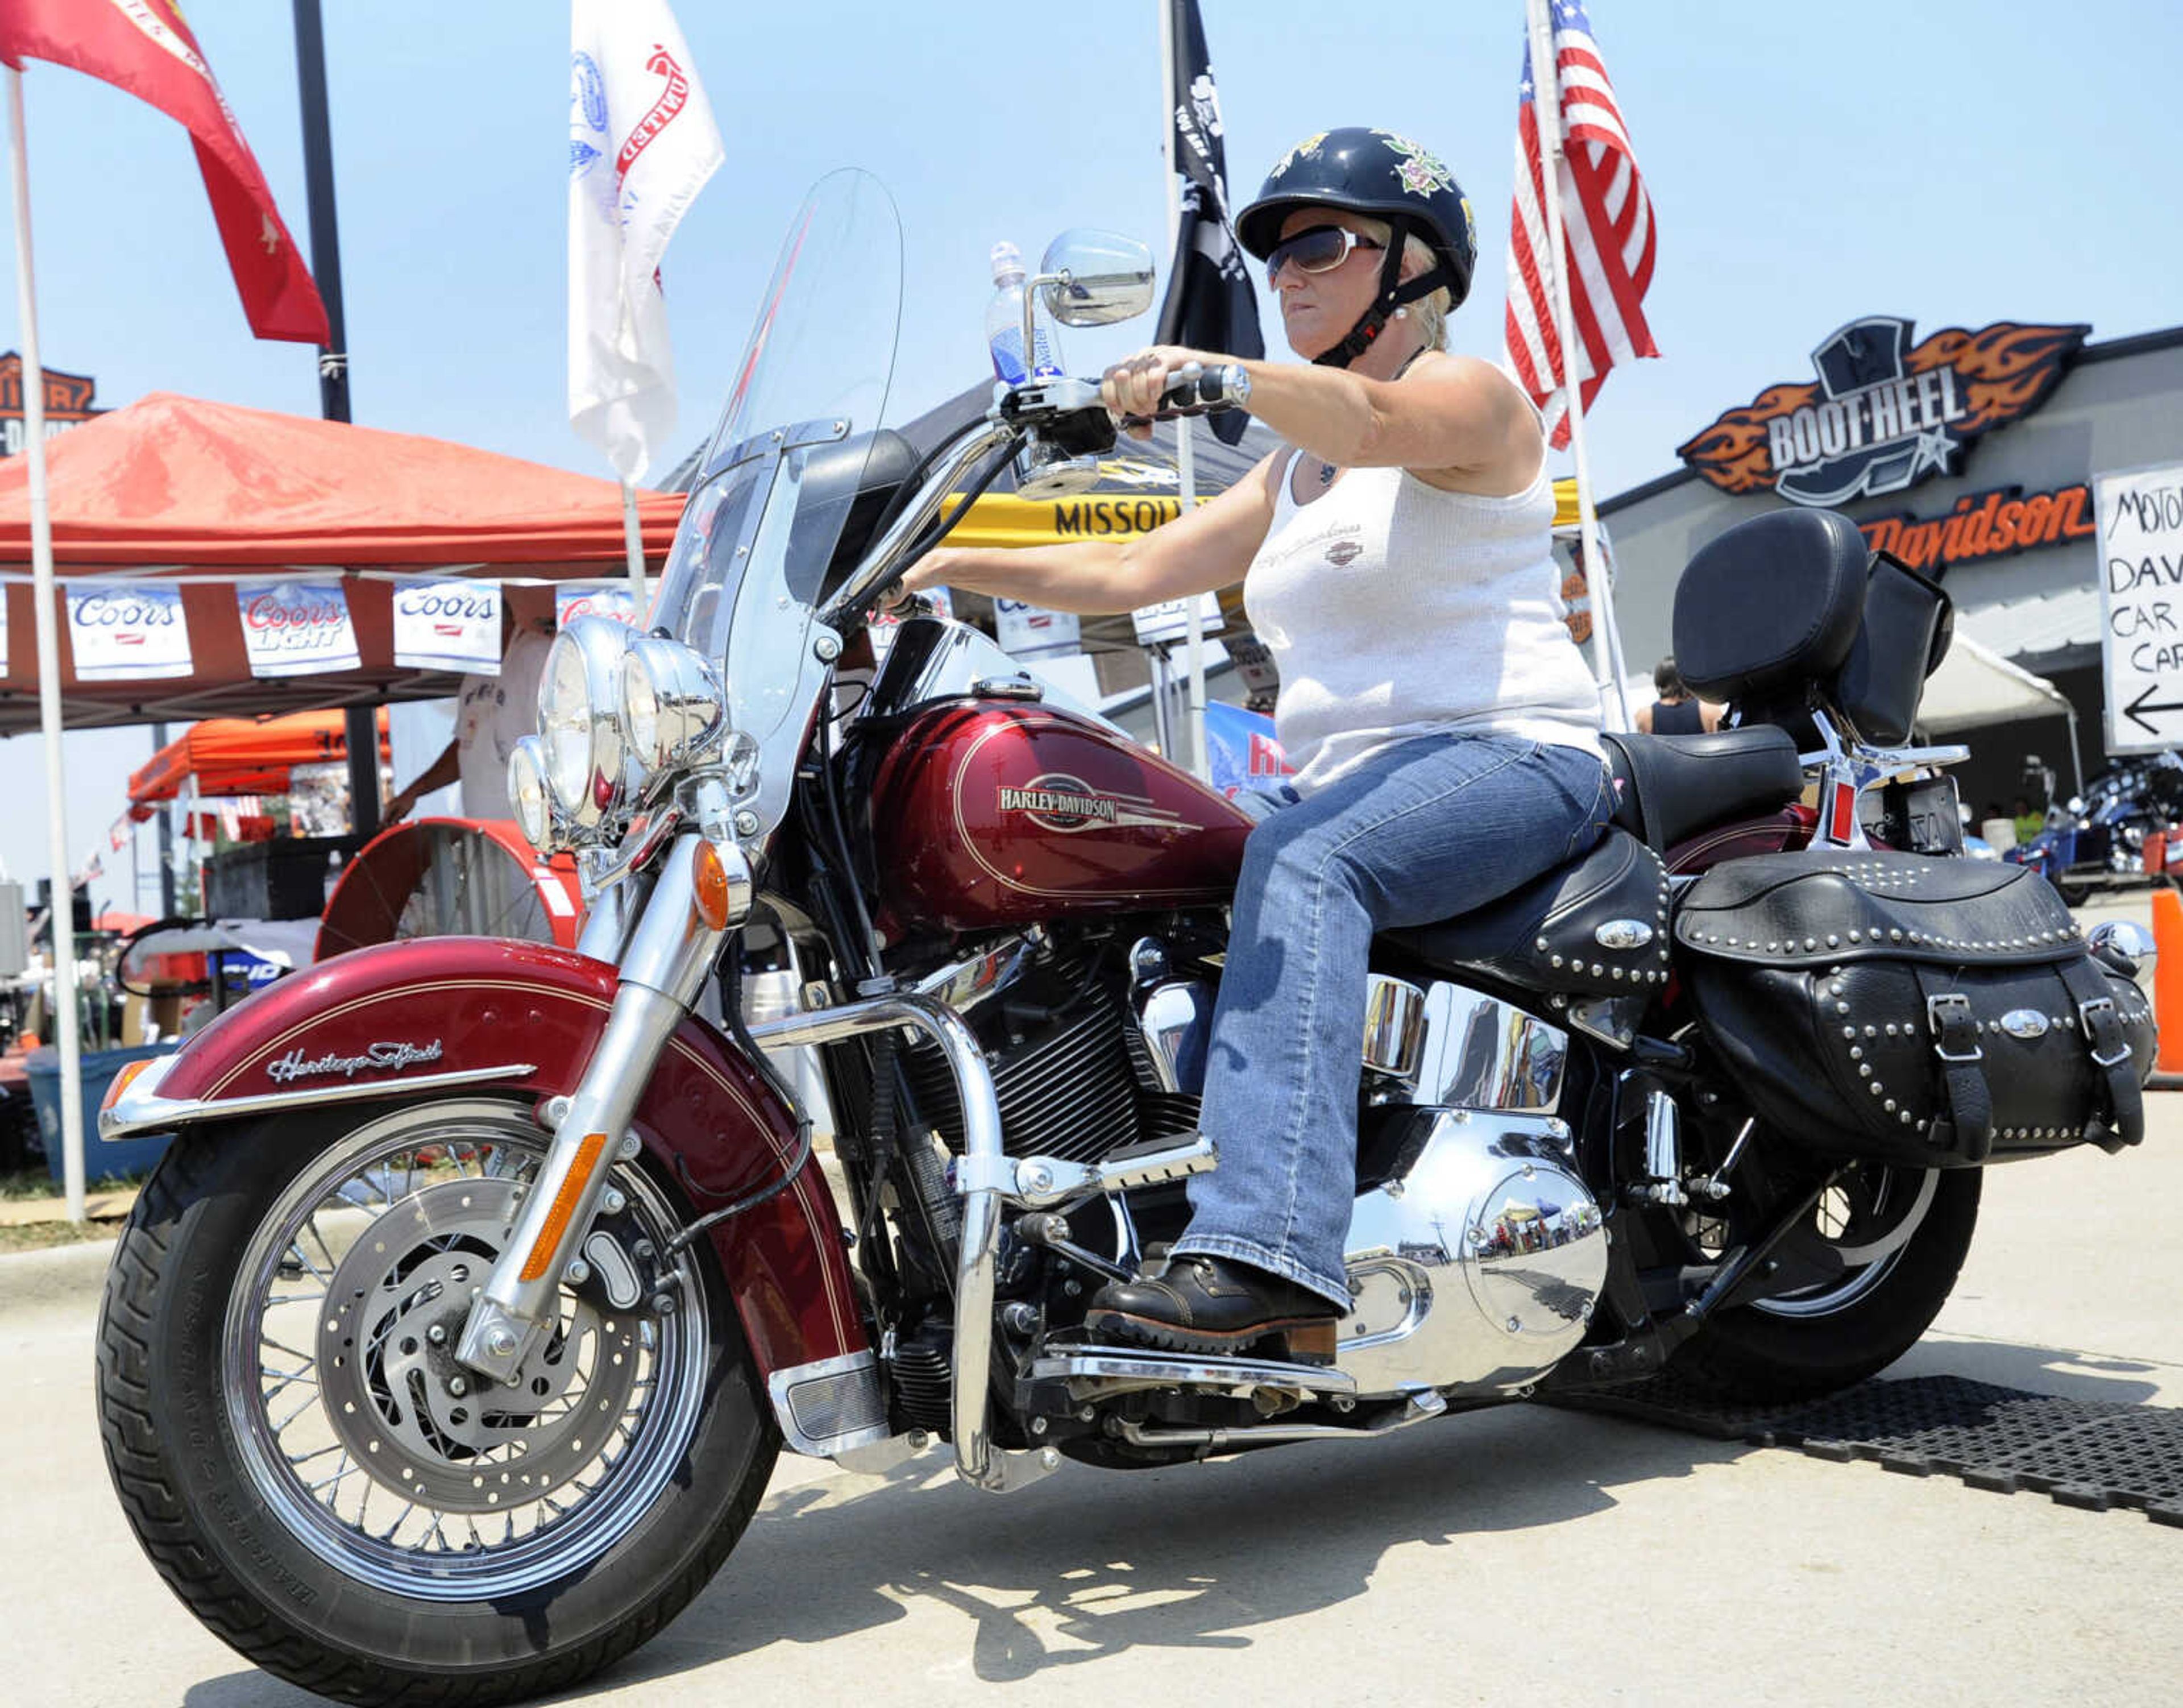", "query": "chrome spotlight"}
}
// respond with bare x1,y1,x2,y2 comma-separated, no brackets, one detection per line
620,635,727,773
538,616,638,832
